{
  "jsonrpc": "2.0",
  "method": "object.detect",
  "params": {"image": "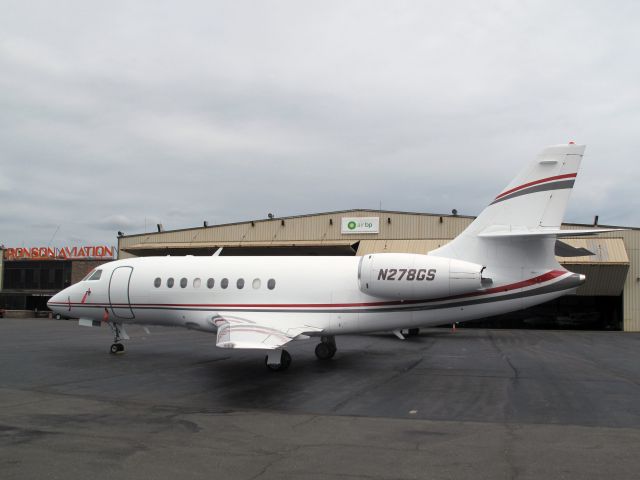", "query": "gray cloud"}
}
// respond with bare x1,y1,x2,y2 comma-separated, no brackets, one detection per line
1,0,639,248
